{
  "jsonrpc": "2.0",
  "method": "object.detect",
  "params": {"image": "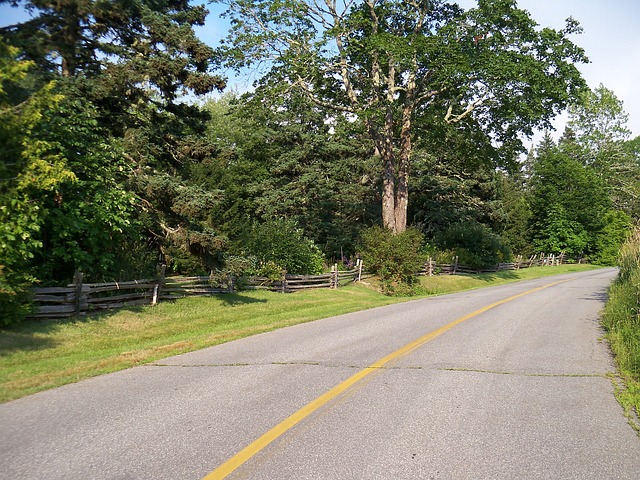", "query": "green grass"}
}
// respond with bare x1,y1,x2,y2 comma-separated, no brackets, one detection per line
601,227,640,430
0,264,601,403
417,263,600,295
